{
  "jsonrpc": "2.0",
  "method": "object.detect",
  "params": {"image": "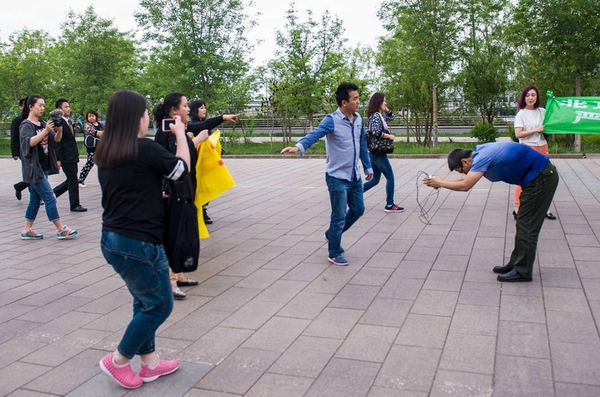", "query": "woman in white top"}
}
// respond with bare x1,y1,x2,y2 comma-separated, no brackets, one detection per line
513,85,556,220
